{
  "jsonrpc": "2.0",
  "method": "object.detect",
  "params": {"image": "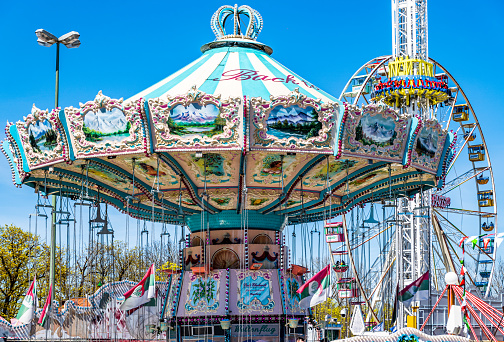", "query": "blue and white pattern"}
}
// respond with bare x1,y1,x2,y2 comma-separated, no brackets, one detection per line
127,46,338,104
